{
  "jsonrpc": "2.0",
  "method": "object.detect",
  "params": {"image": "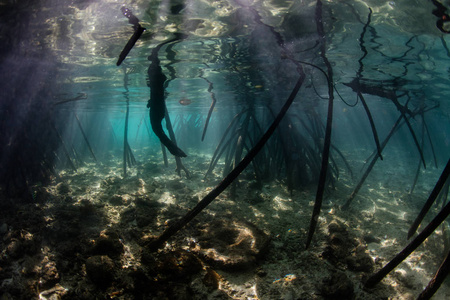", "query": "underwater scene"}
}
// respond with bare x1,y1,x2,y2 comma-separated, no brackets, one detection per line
1,0,450,299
